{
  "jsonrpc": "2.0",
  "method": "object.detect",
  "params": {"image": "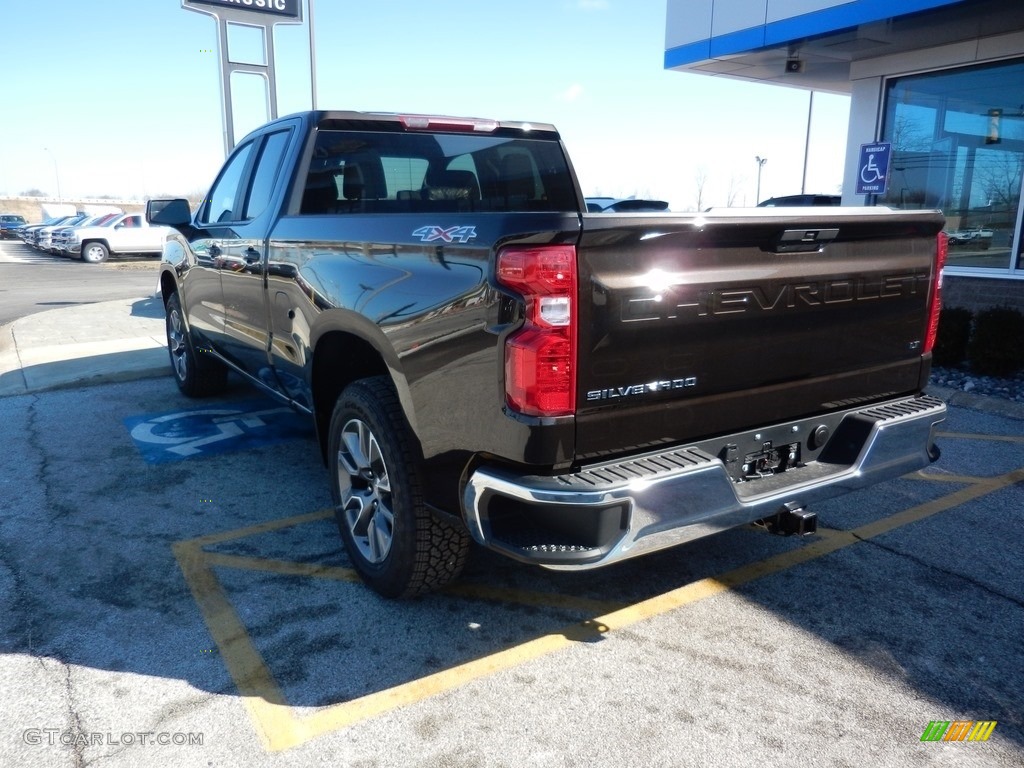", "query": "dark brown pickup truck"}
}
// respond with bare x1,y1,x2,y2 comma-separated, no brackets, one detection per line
148,110,947,597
